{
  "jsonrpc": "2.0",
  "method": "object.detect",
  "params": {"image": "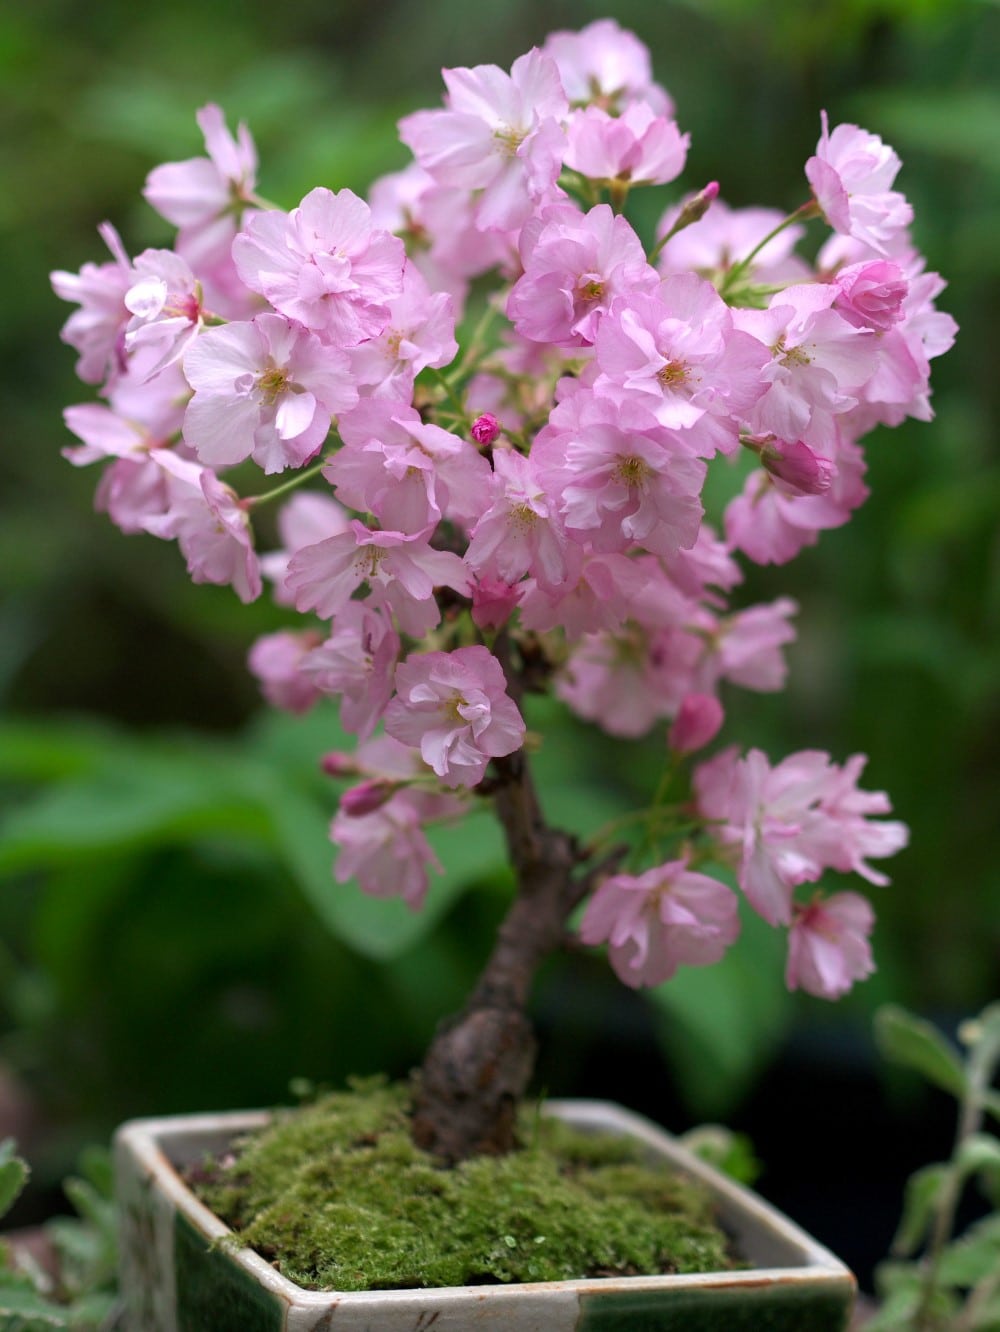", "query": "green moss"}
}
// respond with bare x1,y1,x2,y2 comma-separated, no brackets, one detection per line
188,1080,740,1292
